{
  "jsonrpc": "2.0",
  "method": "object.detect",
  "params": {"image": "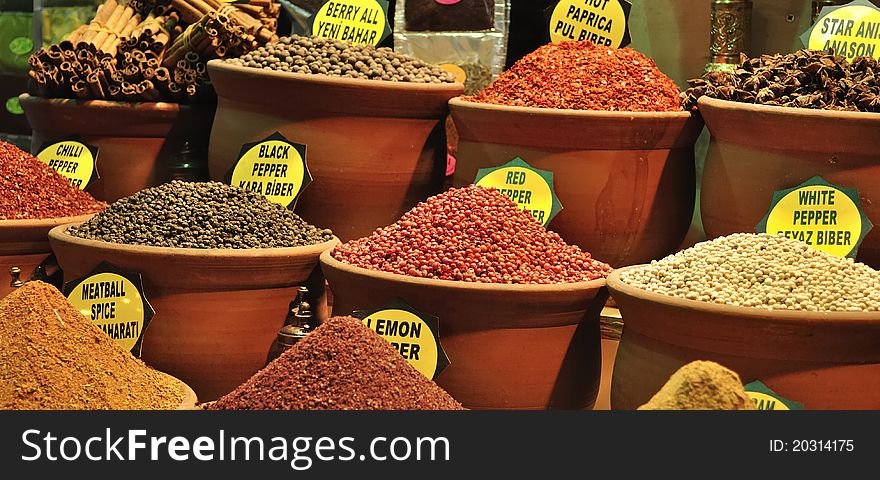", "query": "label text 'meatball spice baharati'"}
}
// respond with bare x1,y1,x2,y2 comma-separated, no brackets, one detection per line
68,181,333,249
207,316,463,410
225,35,456,83
463,41,683,112
0,282,184,410
333,185,612,284
0,140,106,220
621,233,880,312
